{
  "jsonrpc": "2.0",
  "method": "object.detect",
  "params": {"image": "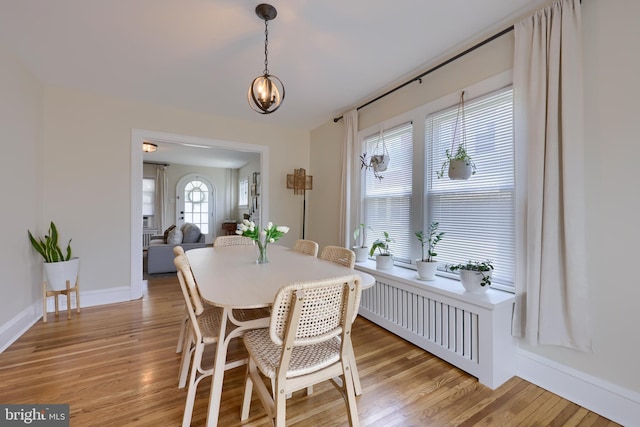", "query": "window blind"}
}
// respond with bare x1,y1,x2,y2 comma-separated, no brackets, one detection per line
426,87,514,287
363,122,413,264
